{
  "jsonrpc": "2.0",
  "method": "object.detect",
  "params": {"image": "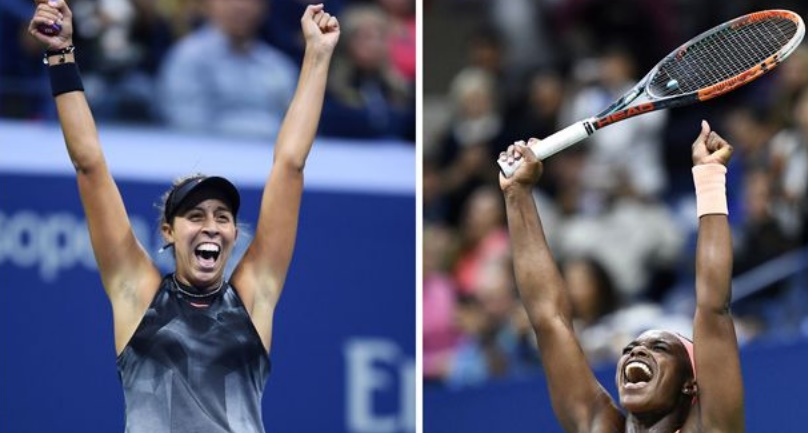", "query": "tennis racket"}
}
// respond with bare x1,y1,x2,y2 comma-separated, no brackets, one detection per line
499,9,805,177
